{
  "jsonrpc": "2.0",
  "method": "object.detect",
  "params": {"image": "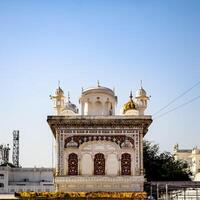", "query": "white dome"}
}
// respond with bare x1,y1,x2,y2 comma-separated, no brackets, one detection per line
135,87,147,98
82,86,115,97
80,85,117,116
